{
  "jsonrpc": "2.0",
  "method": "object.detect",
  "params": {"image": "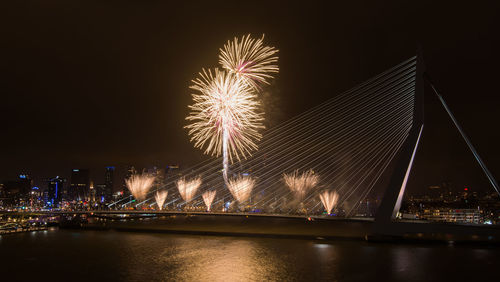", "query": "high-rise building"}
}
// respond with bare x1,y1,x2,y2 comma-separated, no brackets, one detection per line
95,184,107,203
122,166,136,197
2,174,32,205
0,183,5,207
69,169,90,201
47,176,65,207
149,167,165,197
89,180,96,202
166,165,179,179
29,186,43,207
17,174,32,196
104,166,115,202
